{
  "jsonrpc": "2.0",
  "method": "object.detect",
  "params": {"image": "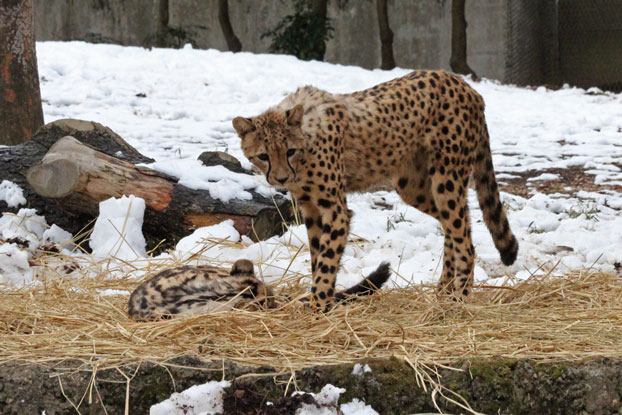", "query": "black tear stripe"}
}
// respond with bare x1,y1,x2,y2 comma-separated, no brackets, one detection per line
287,158,296,177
